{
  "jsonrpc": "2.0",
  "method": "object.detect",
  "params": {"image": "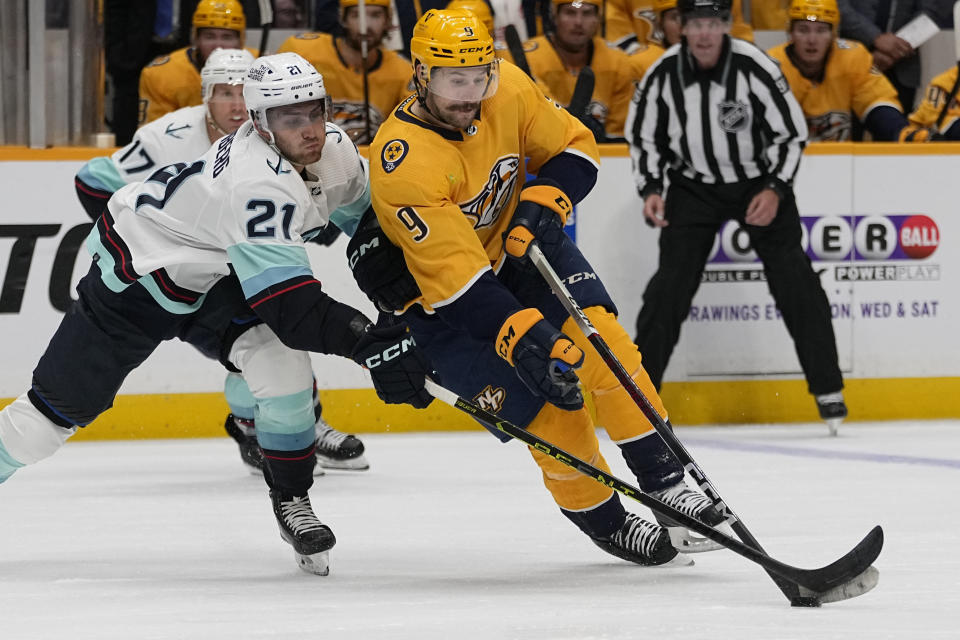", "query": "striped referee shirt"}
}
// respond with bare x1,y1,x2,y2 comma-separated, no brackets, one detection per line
626,36,809,197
